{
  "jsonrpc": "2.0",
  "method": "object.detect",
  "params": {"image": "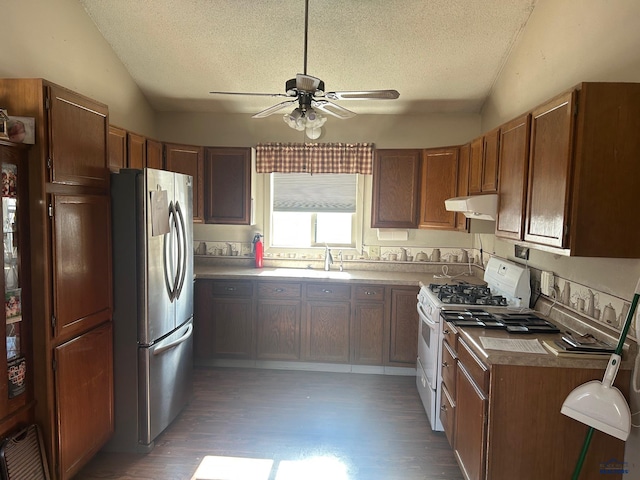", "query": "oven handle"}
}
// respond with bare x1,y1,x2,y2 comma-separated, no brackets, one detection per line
417,303,438,330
